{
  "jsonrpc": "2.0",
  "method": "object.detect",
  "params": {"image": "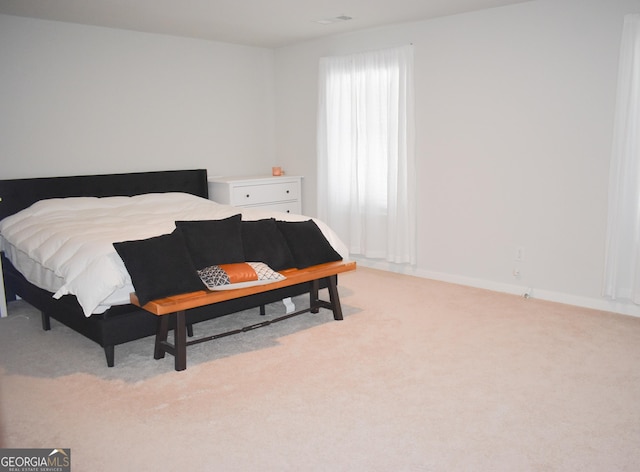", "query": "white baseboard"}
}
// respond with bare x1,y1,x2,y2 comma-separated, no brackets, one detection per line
352,257,640,318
